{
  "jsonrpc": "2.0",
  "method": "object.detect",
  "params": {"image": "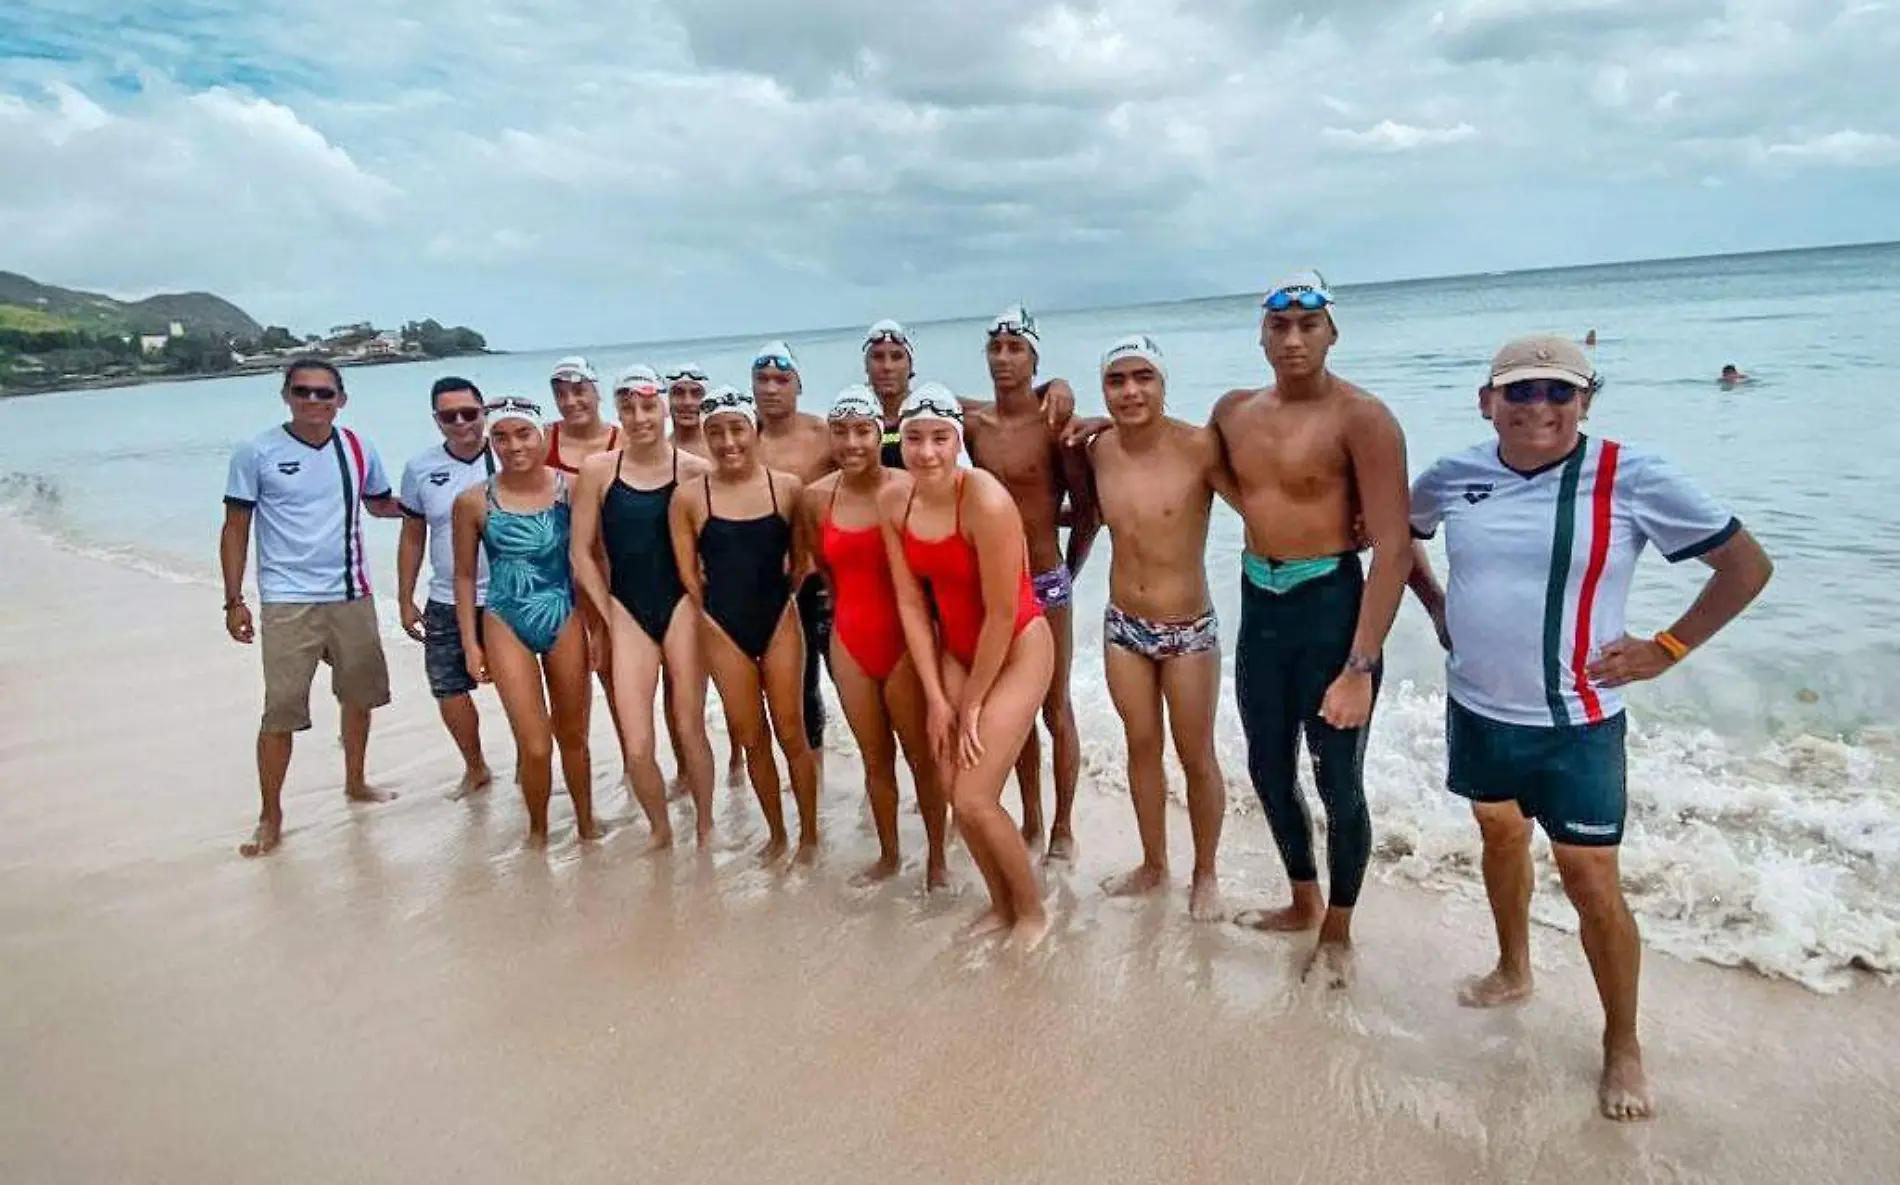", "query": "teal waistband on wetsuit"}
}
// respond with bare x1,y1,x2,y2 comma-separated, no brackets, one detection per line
1242,551,1342,595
